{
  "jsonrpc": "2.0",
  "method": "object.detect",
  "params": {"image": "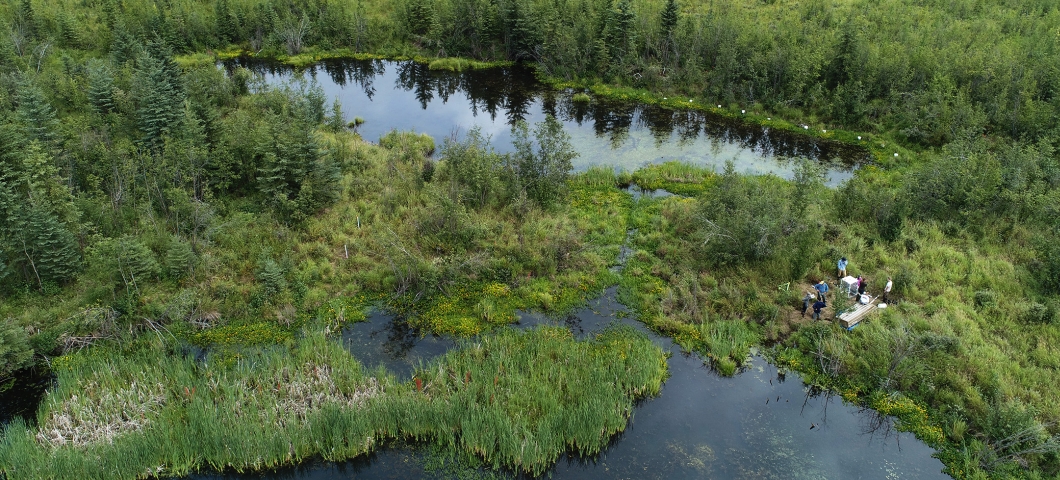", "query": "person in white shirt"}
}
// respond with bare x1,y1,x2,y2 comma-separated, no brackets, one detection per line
883,277,893,303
